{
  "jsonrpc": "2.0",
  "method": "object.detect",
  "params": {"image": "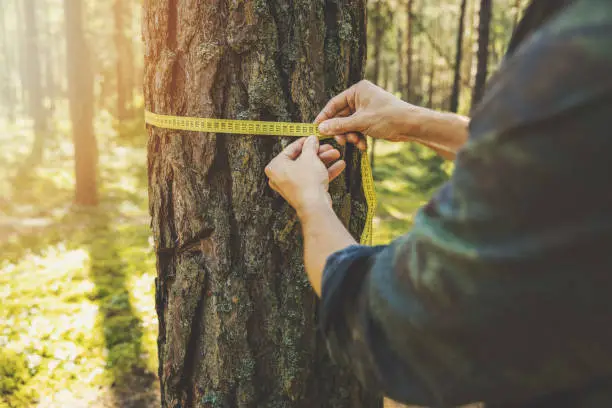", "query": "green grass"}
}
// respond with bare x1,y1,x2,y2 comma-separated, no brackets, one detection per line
0,105,448,407
371,140,450,245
